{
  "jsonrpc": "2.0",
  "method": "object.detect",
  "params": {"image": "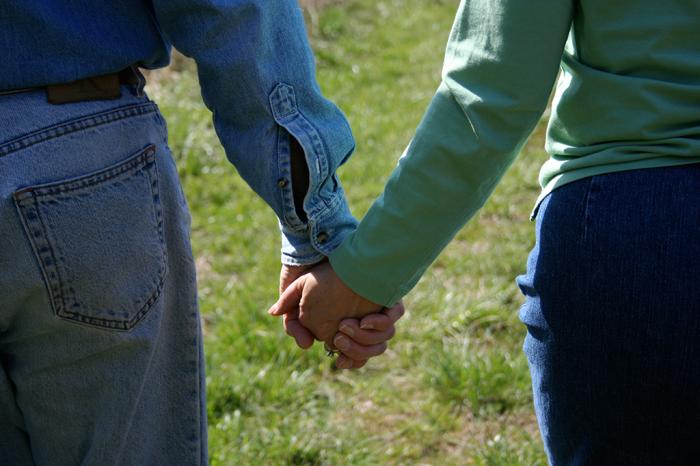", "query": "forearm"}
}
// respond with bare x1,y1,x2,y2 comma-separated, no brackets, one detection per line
151,0,357,263
330,0,574,305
